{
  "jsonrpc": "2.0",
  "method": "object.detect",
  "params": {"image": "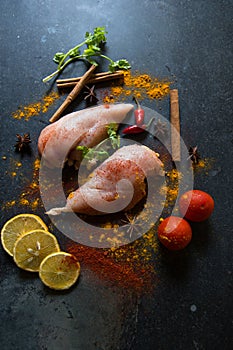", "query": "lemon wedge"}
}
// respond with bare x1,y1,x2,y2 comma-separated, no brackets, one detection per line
1,214,48,256
39,252,80,290
13,230,60,272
